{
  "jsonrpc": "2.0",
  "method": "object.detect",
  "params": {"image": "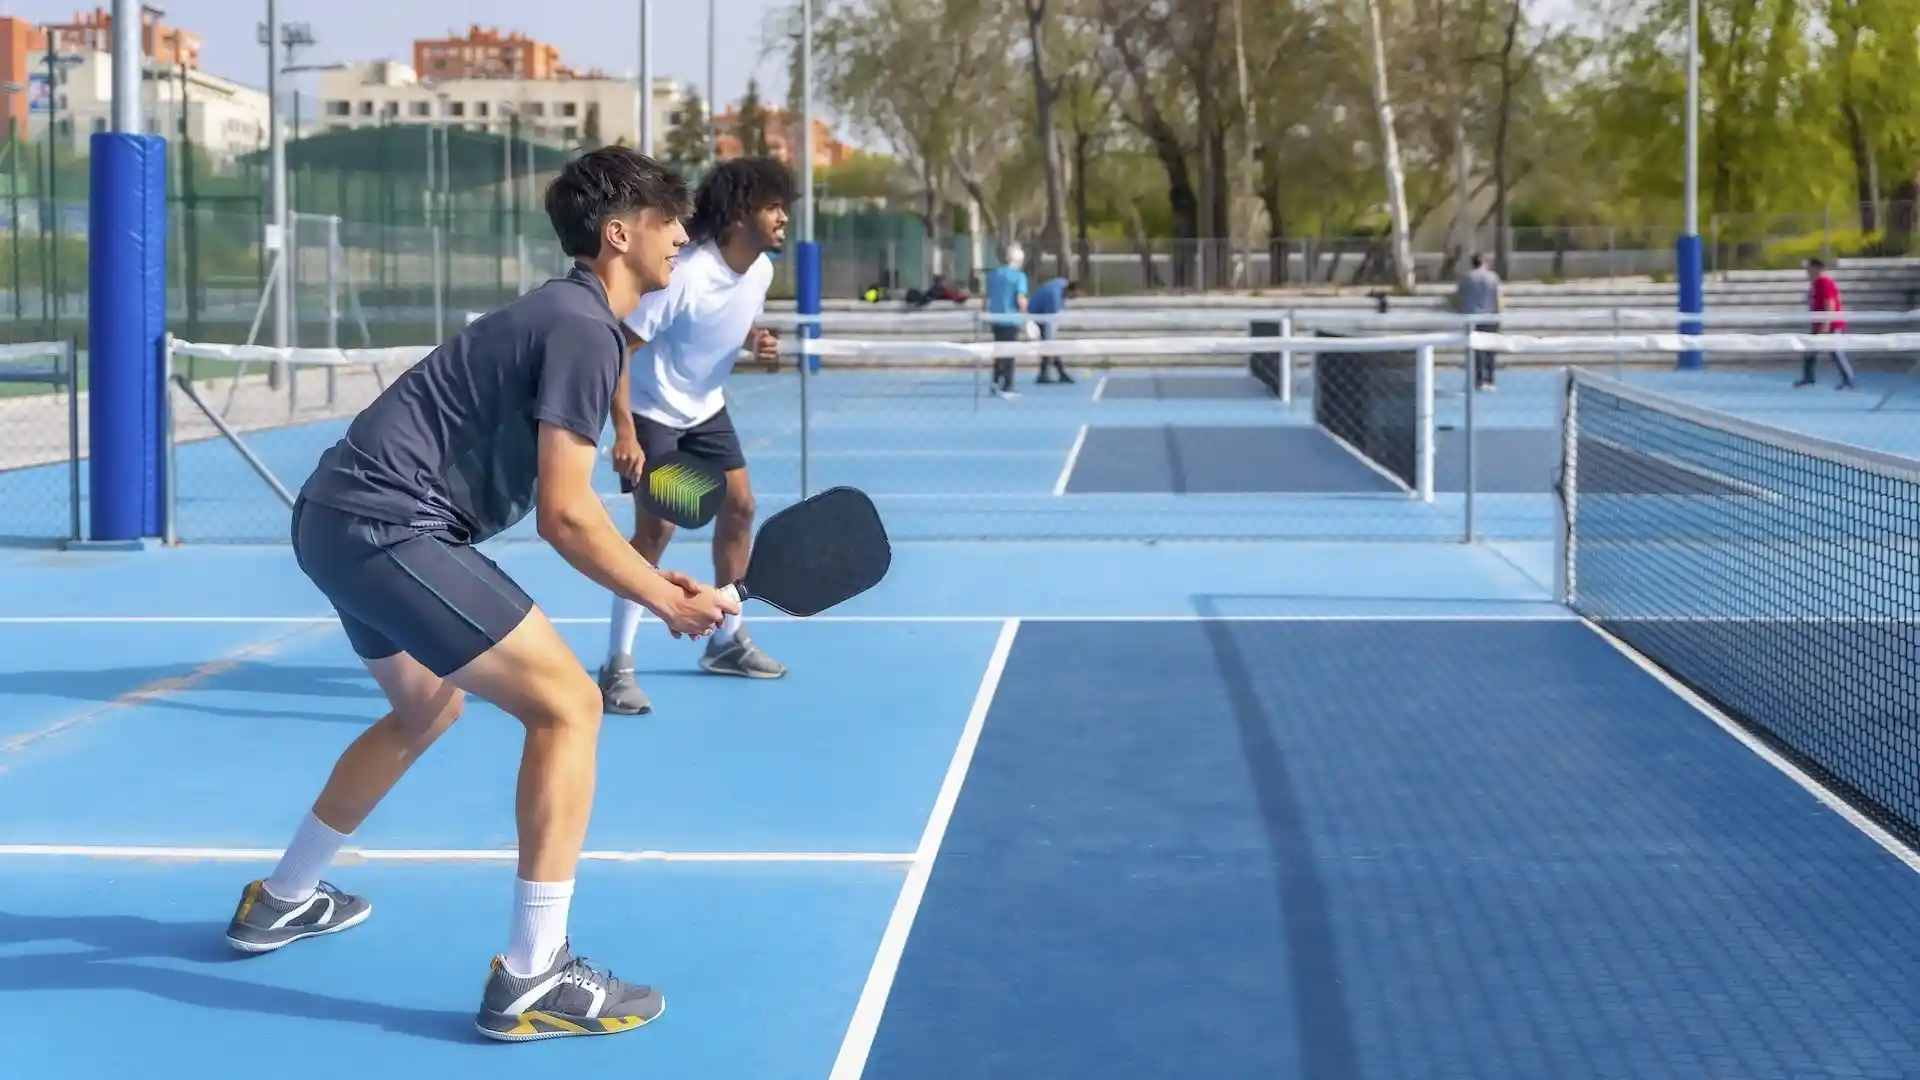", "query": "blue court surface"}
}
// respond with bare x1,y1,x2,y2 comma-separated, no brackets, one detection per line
5,354,1920,1078
6,354,1917,547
